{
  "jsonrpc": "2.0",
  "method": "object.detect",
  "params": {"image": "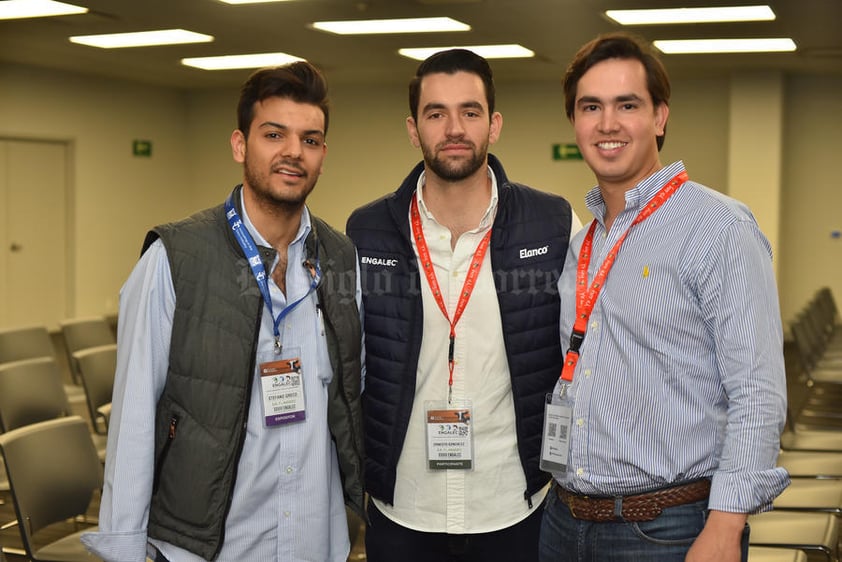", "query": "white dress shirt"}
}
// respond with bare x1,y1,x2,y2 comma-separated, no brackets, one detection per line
373,168,581,533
